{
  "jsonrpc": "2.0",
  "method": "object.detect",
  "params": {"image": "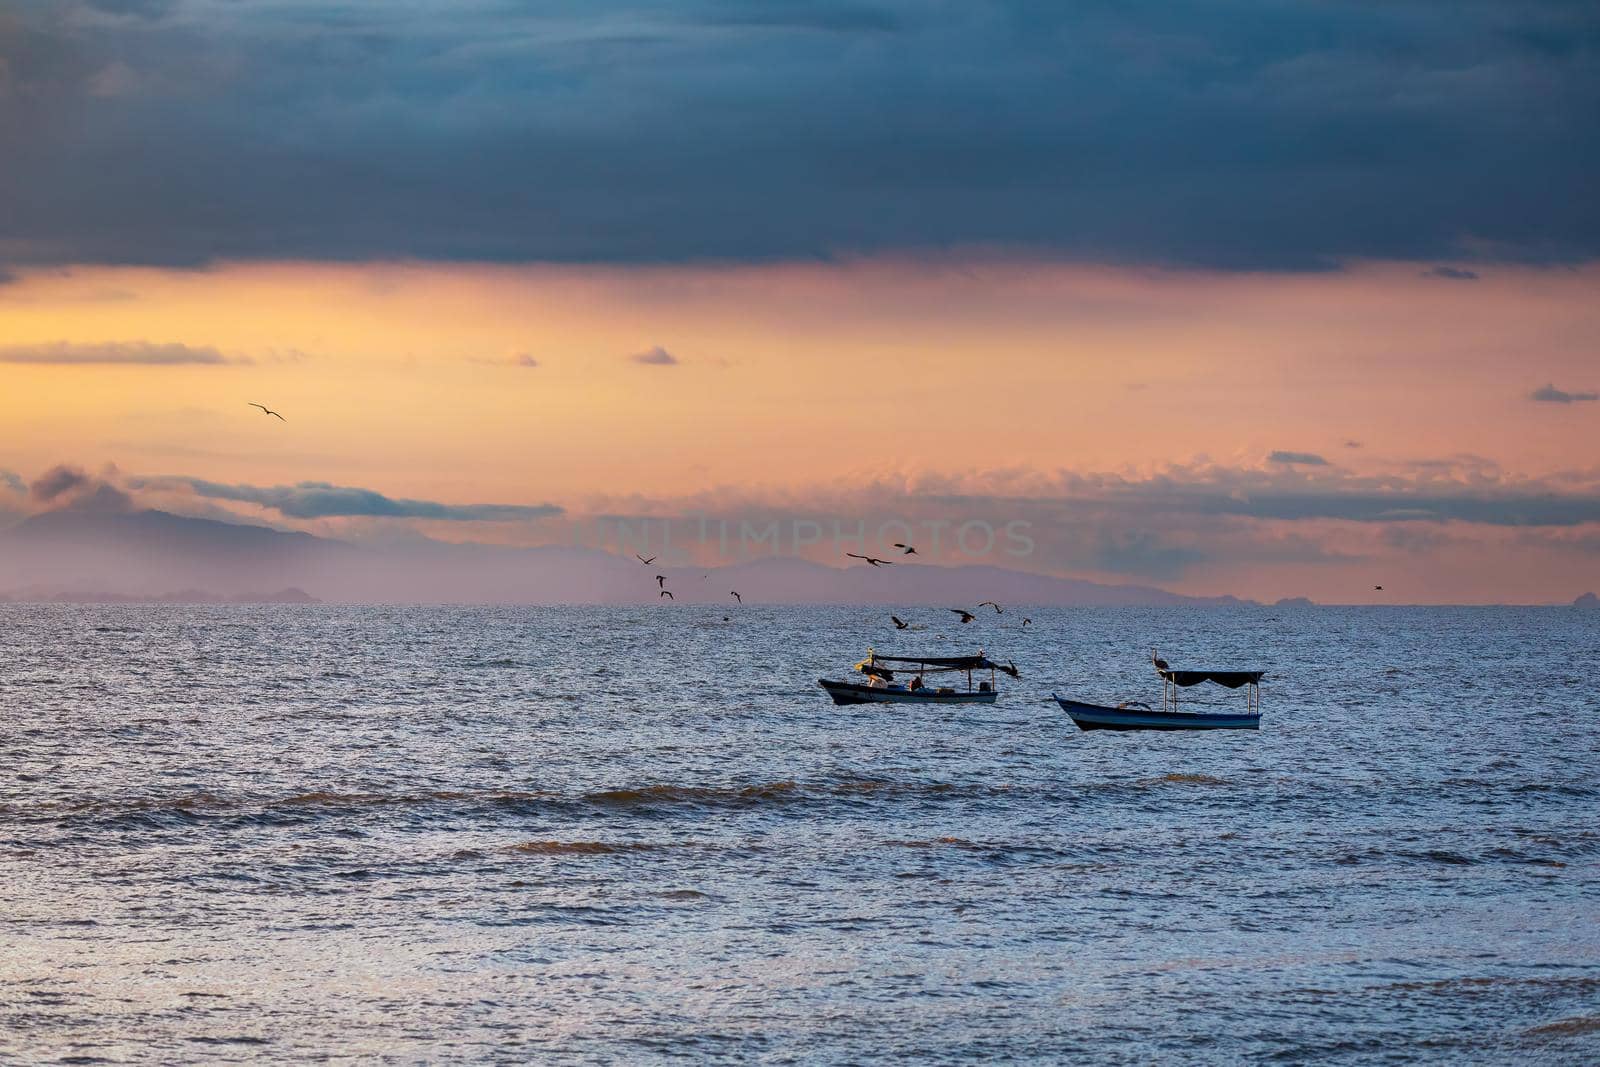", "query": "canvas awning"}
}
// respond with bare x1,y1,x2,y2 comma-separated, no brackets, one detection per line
857,653,1019,676
1156,668,1264,688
